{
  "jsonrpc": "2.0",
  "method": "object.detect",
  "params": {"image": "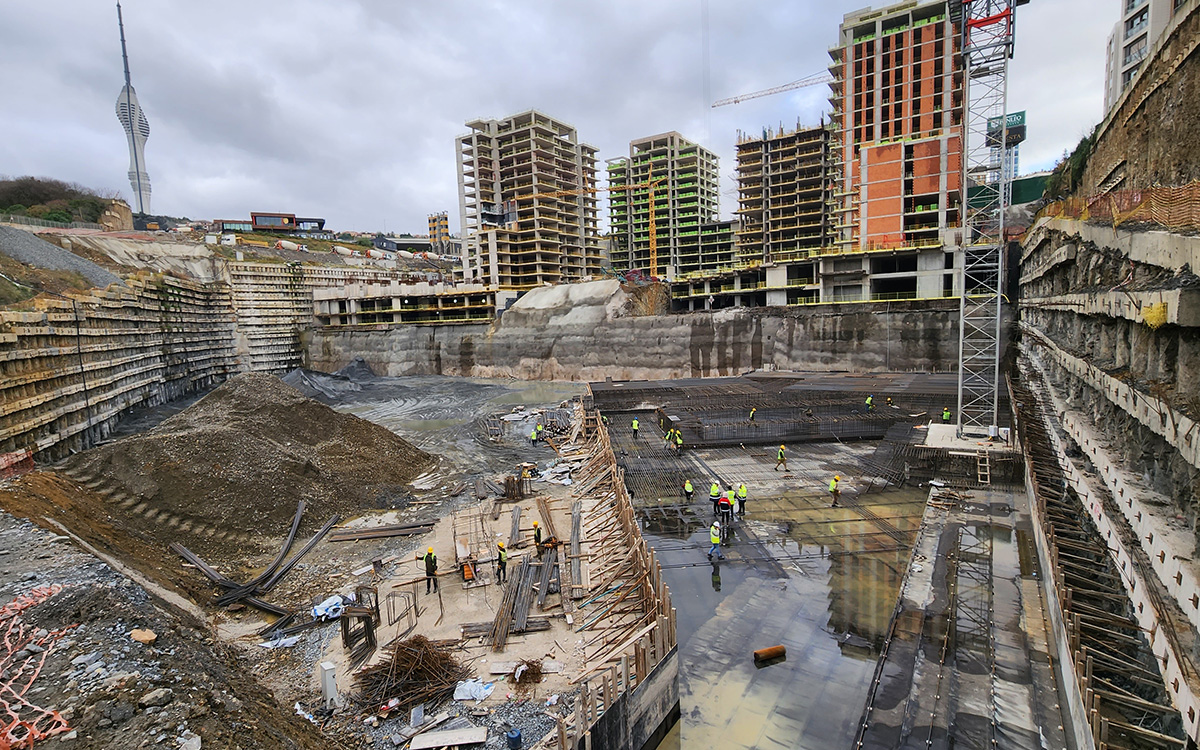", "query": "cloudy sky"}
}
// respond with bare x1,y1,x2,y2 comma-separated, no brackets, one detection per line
0,1,1110,233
